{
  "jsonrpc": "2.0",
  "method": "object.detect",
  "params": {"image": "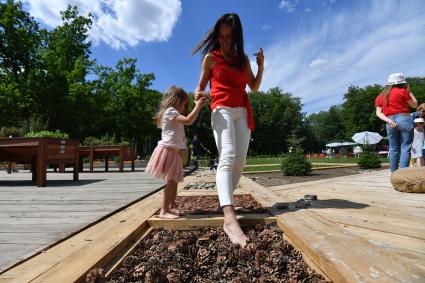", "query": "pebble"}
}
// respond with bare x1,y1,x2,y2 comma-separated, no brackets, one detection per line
295,199,307,208
303,194,317,201
183,182,216,190
275,202,289,209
